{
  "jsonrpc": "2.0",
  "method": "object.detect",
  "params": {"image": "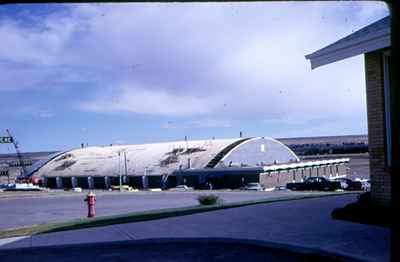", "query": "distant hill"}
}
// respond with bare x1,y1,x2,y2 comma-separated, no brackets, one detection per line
277,135,368,156
277,135,368,145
